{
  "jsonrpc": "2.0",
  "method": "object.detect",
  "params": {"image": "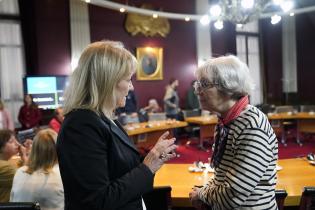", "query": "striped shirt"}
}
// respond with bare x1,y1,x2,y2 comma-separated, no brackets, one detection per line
198,105,278,210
